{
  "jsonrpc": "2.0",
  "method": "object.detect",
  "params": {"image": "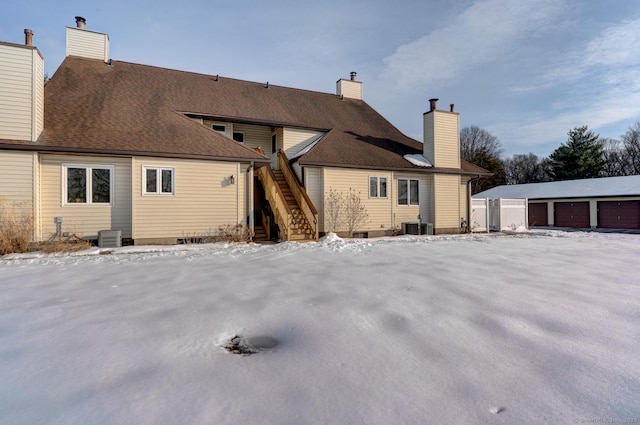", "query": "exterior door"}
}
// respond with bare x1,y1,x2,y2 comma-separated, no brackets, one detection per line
598,201,640,229
528,203,548,226
554,202,590,228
